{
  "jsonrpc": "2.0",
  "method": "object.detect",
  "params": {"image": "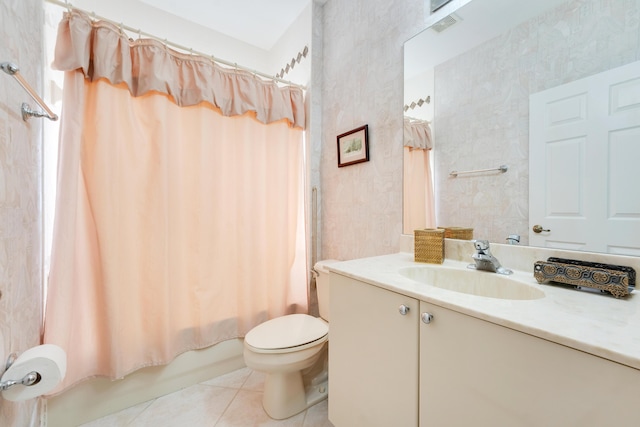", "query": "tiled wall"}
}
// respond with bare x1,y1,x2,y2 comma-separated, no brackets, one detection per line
318,0,424,261
435,0,640,245
0,0,44,425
